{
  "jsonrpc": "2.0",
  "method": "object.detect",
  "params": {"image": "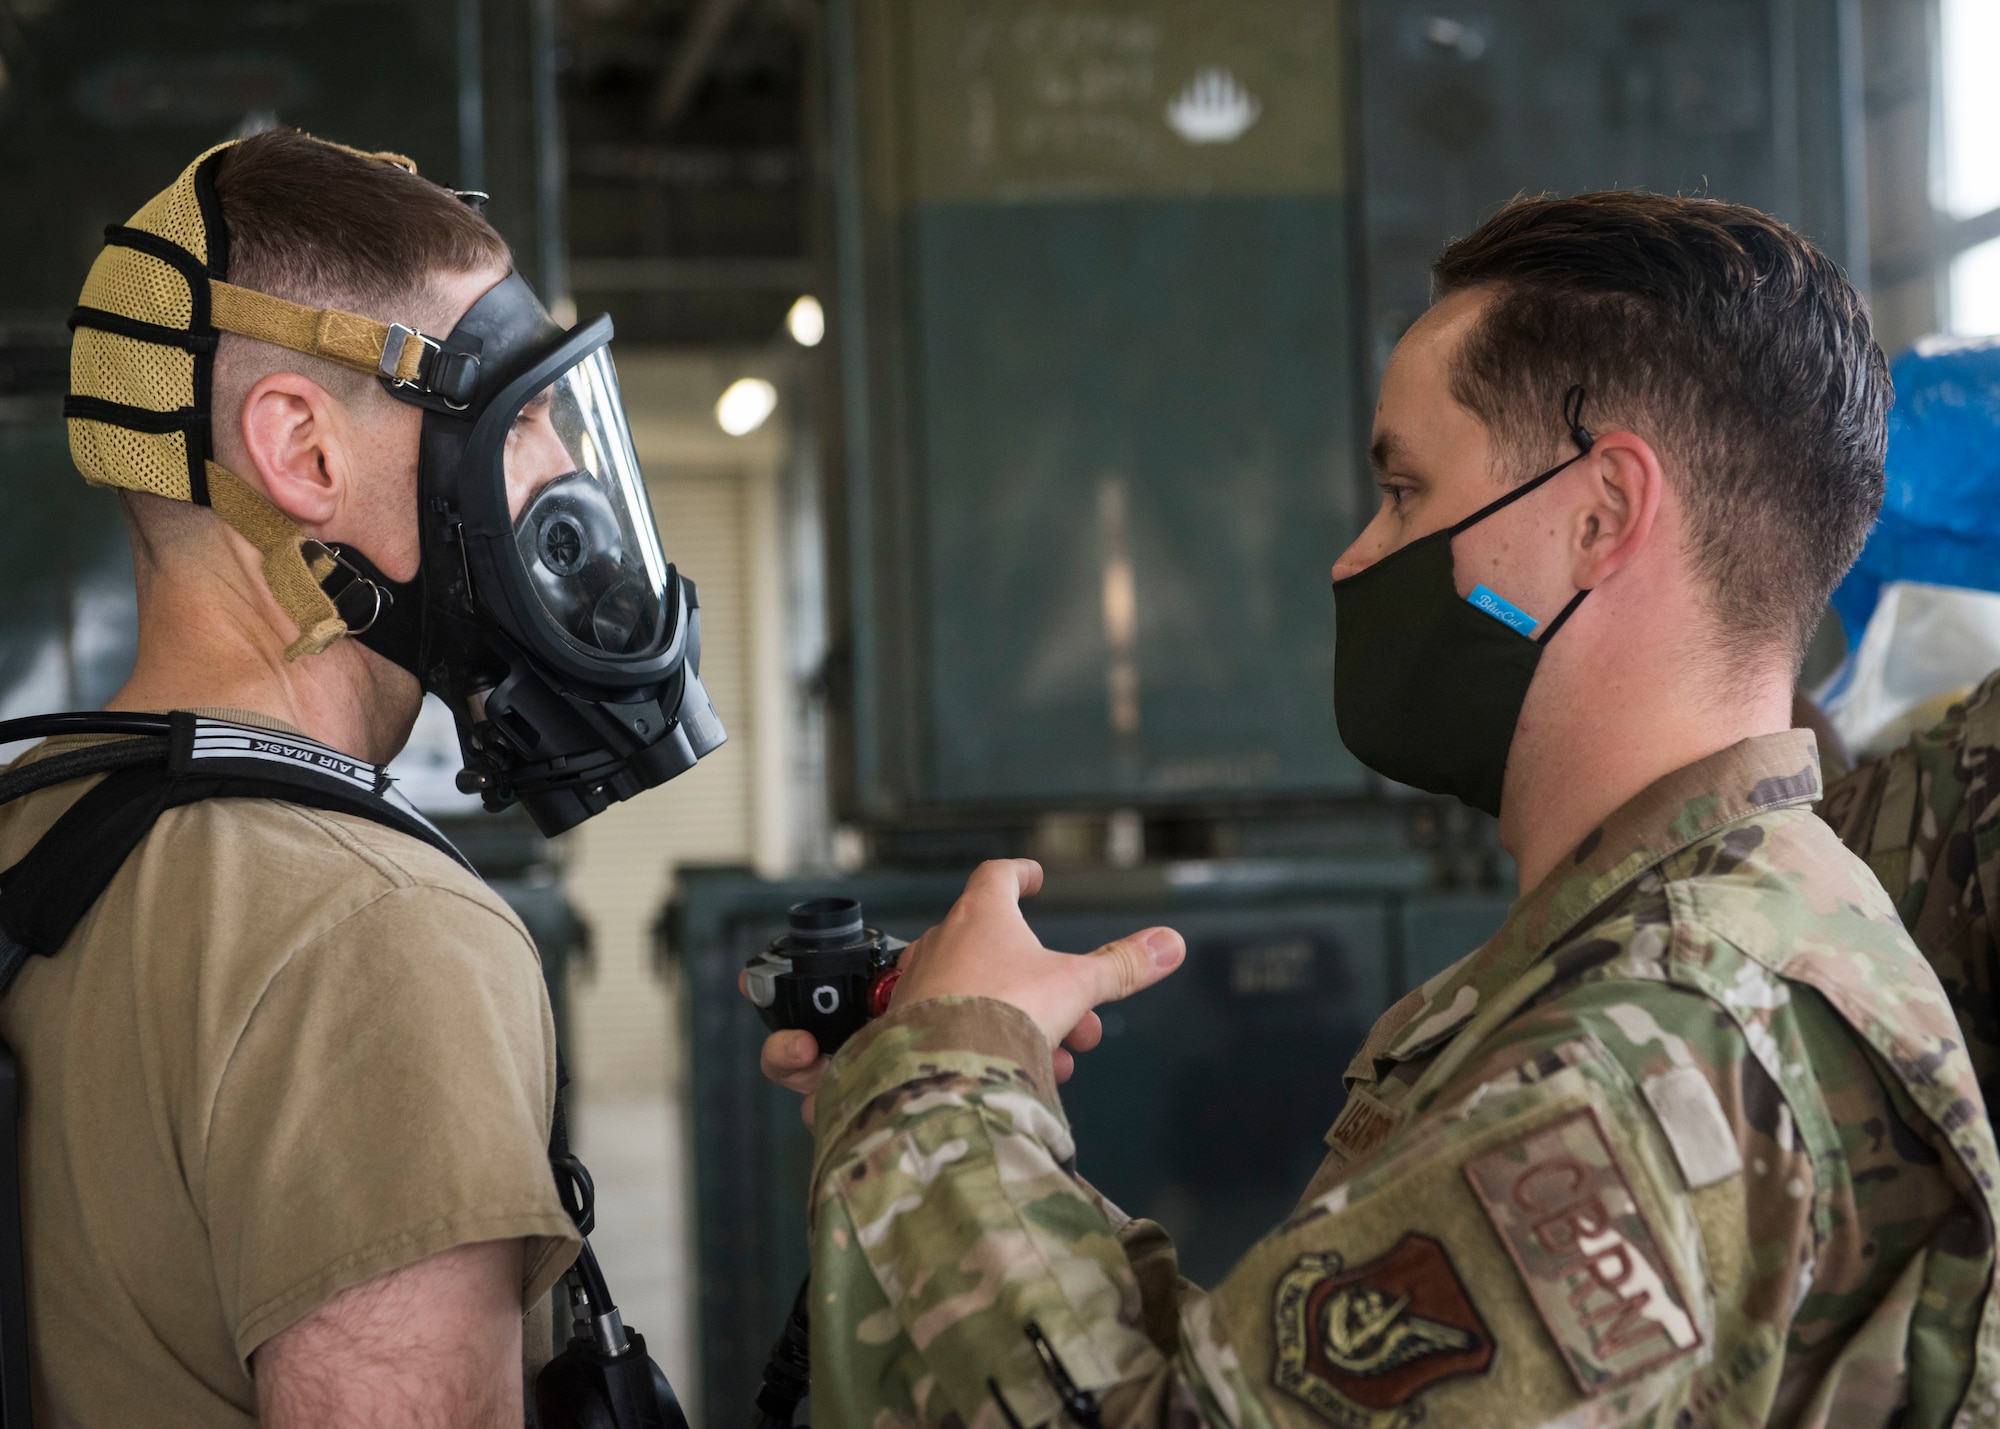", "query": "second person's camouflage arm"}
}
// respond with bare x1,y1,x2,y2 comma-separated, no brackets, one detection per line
805,982,1772,1429
807,995,1204,1429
